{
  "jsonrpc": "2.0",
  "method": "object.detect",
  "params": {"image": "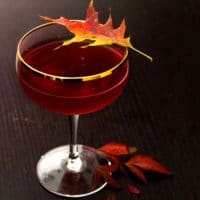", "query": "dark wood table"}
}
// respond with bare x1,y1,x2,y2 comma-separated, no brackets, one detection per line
0,0,200,199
